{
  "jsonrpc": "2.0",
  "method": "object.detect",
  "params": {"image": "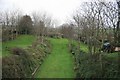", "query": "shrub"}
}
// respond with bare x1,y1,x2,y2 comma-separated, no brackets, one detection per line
70,42,119,78
10,47,25,55
75,51,119,78
2,38,52,78
2,48,36,78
